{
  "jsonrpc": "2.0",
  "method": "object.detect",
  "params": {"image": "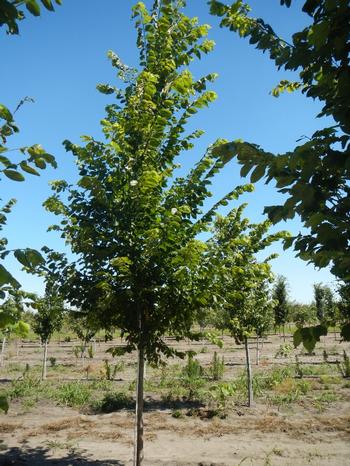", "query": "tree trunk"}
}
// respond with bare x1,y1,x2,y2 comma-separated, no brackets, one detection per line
42,340,48,381
283,324,286,342
244,336,253,407
0,336,6,367
134,344,145,466
256,336,260,366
